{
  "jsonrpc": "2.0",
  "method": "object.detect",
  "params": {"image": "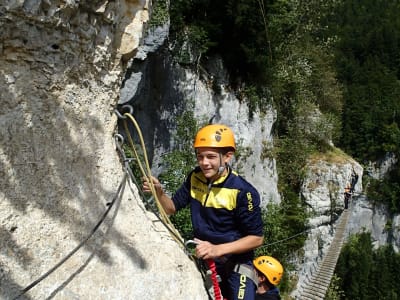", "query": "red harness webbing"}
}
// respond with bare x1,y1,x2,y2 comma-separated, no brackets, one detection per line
206,259,225,300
